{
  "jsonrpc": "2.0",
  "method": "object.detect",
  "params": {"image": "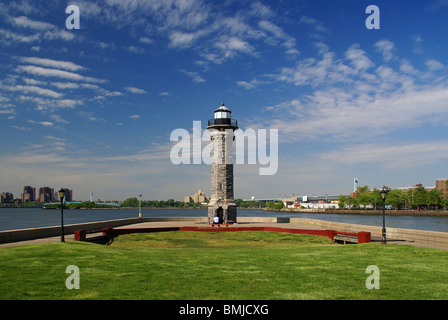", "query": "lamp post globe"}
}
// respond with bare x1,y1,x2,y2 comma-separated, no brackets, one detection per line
58,188,66,243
